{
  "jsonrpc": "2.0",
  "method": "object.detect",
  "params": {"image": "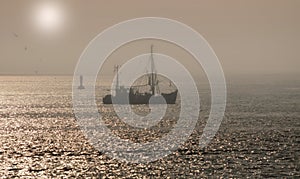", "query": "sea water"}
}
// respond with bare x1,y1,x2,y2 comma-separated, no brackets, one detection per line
0,76,299,177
